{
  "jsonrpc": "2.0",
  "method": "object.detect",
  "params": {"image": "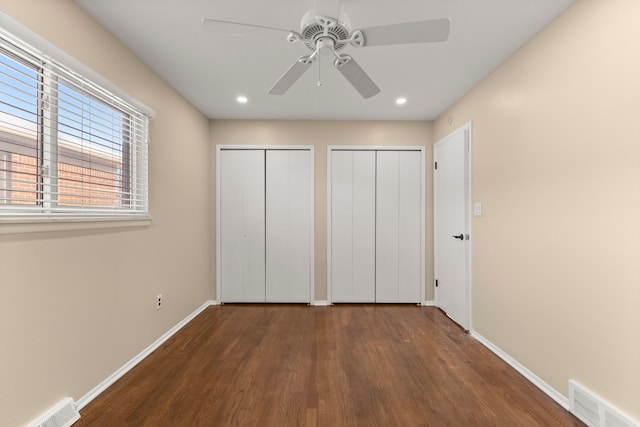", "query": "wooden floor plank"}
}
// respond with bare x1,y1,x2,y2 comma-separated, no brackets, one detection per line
76,305,584,426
